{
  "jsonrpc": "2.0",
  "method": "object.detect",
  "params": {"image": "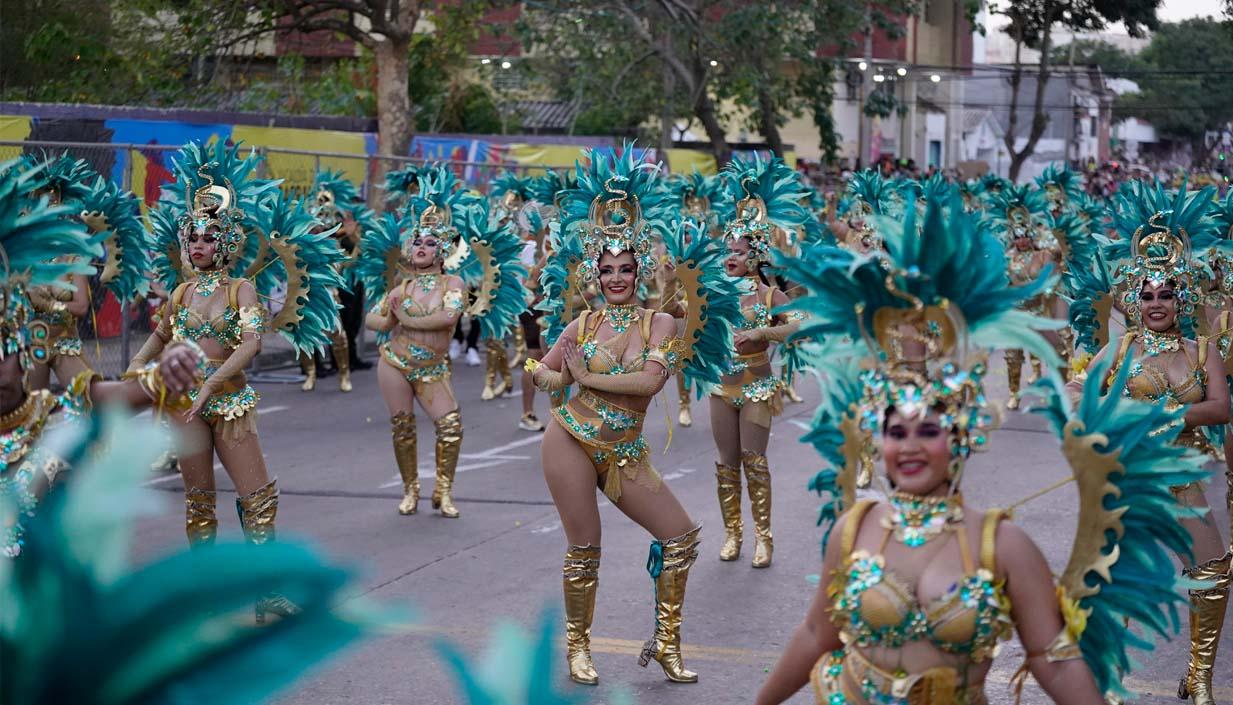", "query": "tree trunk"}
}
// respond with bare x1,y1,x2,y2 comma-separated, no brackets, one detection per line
757,82,785,156
1006,5,1056,181
694,90,731,165
660,31,676,157
374,34,413,164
